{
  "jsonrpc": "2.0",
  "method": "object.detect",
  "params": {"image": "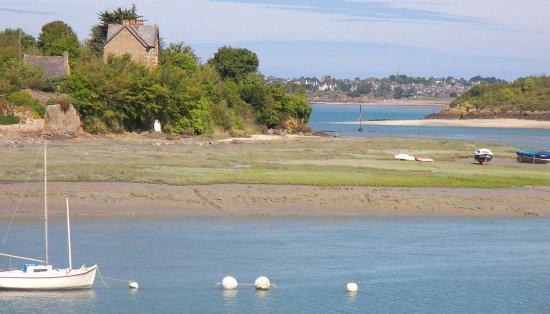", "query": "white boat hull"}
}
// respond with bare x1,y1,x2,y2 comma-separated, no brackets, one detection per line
0,265,97,290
